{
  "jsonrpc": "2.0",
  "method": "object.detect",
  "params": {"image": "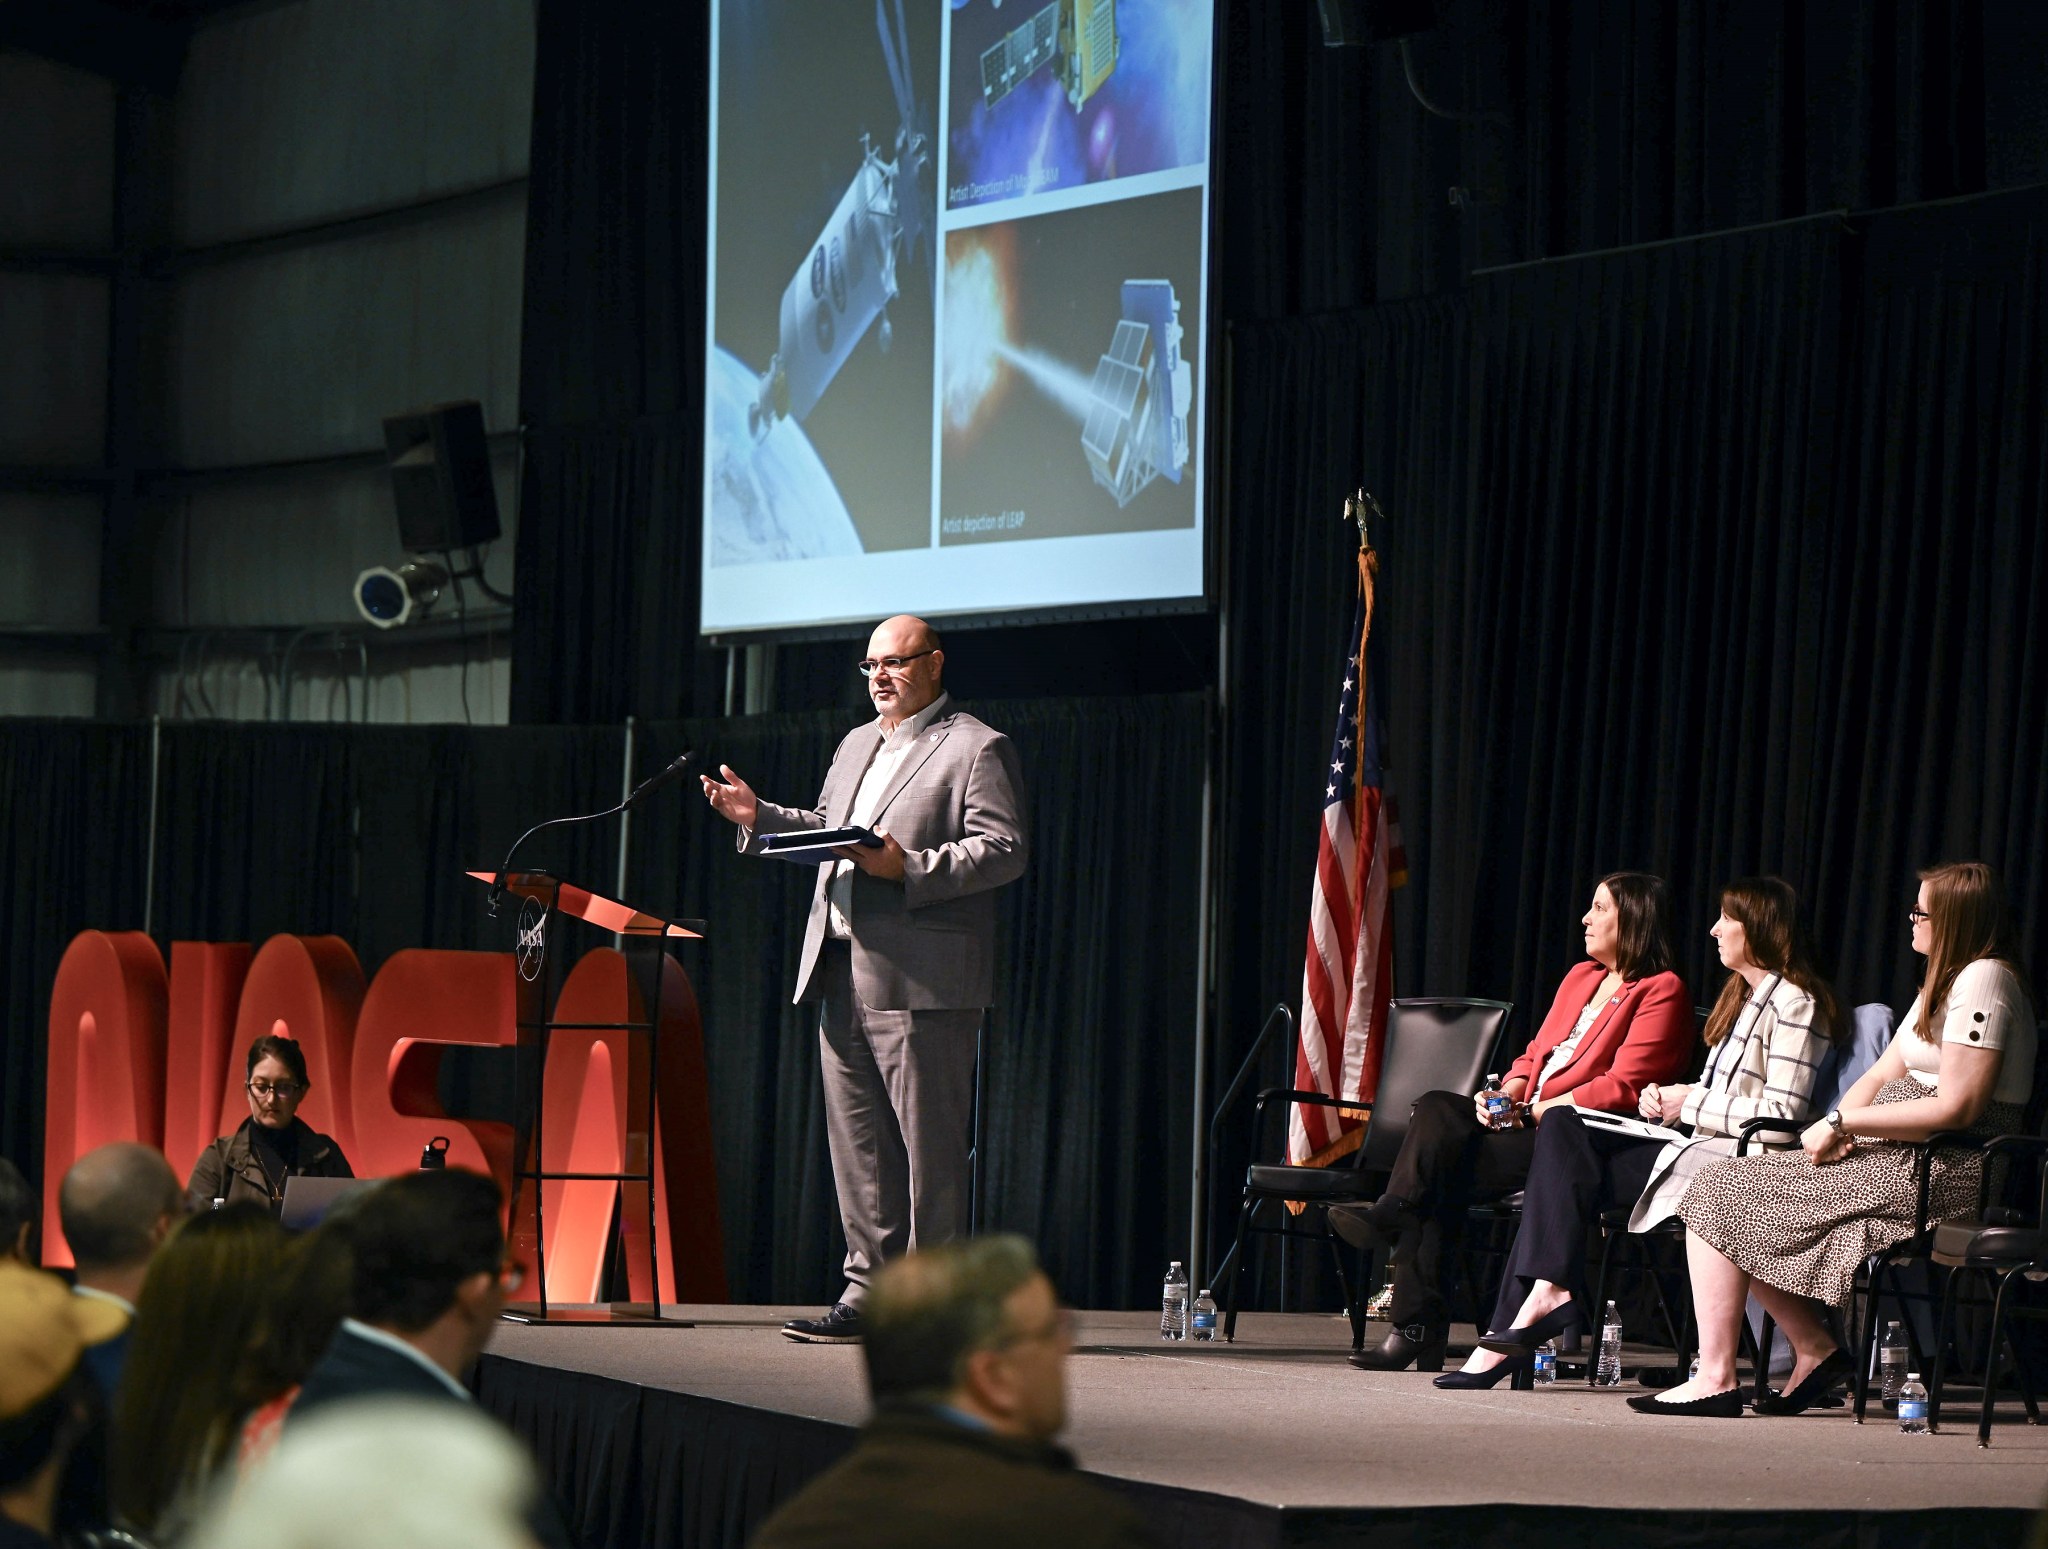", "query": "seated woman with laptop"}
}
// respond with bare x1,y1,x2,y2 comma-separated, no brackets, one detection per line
187,1034,355,1214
